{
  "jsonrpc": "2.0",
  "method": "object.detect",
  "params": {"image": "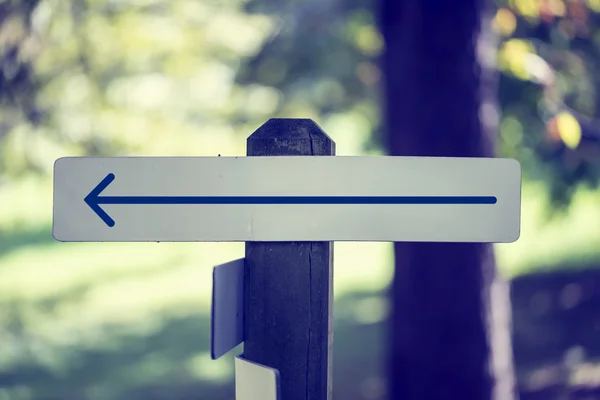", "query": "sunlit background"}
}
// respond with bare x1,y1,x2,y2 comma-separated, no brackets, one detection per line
1,0,600,399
